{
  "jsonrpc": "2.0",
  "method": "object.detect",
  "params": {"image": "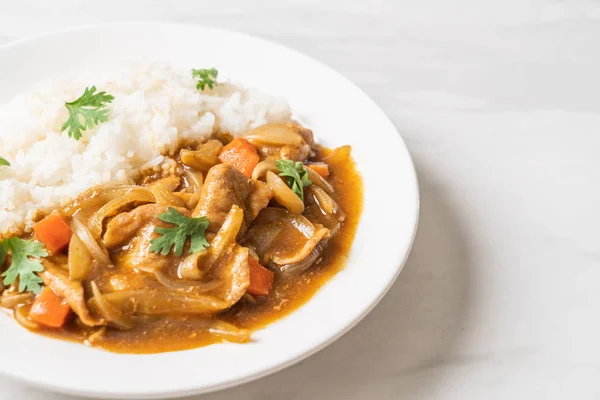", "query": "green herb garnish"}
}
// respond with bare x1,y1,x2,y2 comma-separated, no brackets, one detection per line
0,238,47,294
150,208,210,256
0,157,9,167
192,68,218,91
61,86,115,140
276,160,312,201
